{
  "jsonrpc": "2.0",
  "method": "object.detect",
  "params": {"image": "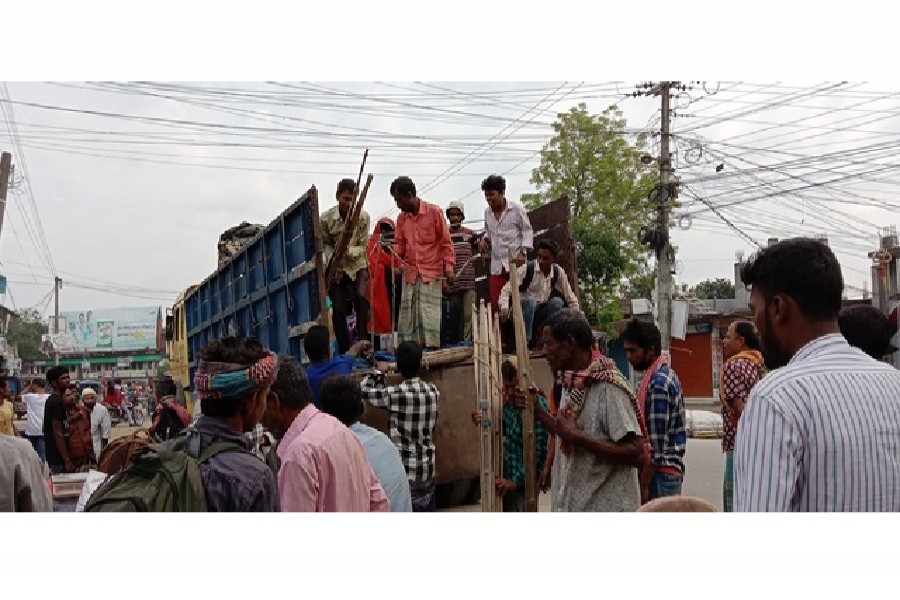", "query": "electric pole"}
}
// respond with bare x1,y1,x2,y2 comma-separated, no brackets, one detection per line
0,152,11,244
657,83,674,357
54,276,61,366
